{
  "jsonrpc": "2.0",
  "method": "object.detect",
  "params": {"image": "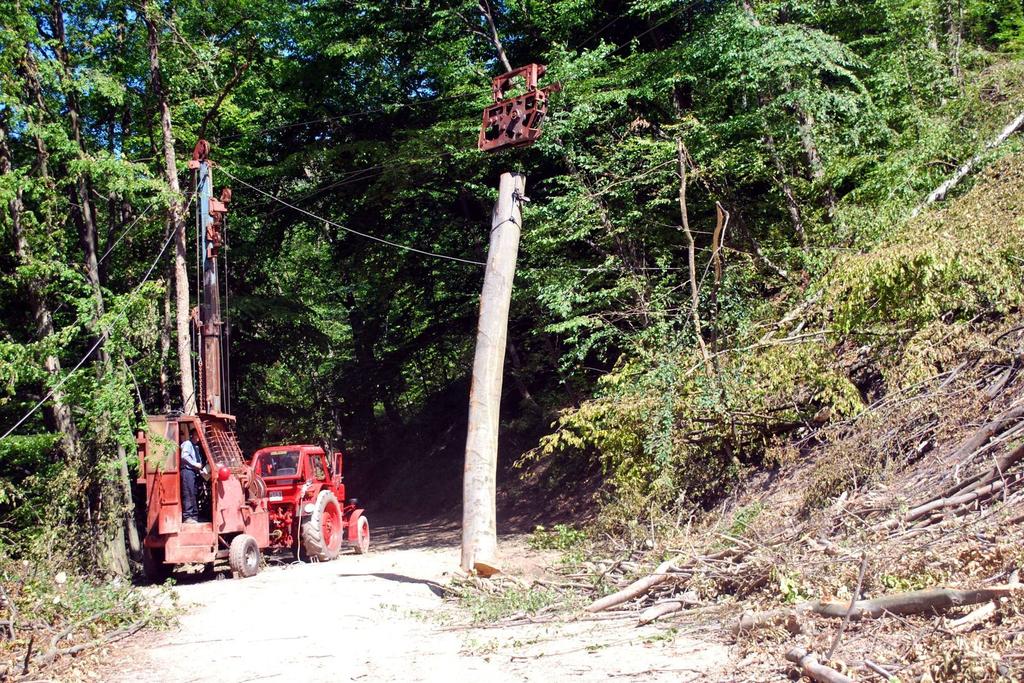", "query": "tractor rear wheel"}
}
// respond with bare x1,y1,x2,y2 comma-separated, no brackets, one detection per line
351,515,370,554
301,491,343,561
142,546,170,584
228,534,260,578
